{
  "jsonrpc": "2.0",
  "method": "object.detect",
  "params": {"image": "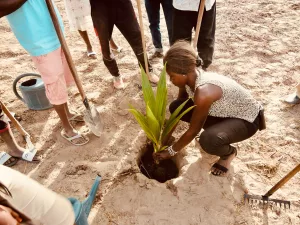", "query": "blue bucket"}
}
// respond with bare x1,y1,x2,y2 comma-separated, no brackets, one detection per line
13,73,52,110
